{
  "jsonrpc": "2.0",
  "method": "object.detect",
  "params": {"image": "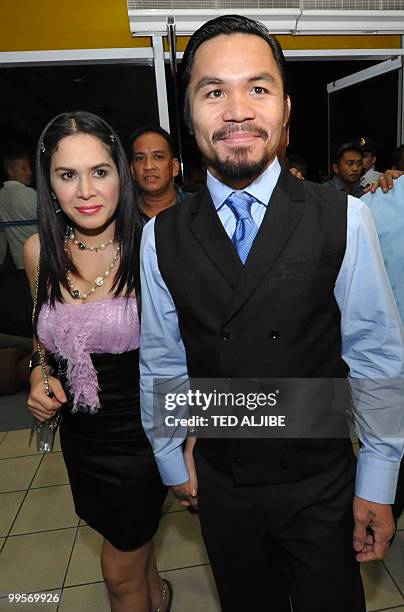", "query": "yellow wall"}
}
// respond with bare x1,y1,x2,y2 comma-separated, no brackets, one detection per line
0,1,400,53
0,0,150,51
